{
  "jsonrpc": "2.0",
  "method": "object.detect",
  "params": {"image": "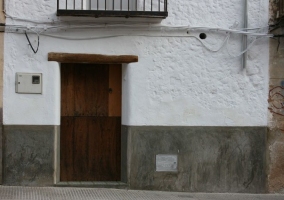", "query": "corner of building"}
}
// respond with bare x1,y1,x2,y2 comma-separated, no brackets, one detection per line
0,0,5,185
